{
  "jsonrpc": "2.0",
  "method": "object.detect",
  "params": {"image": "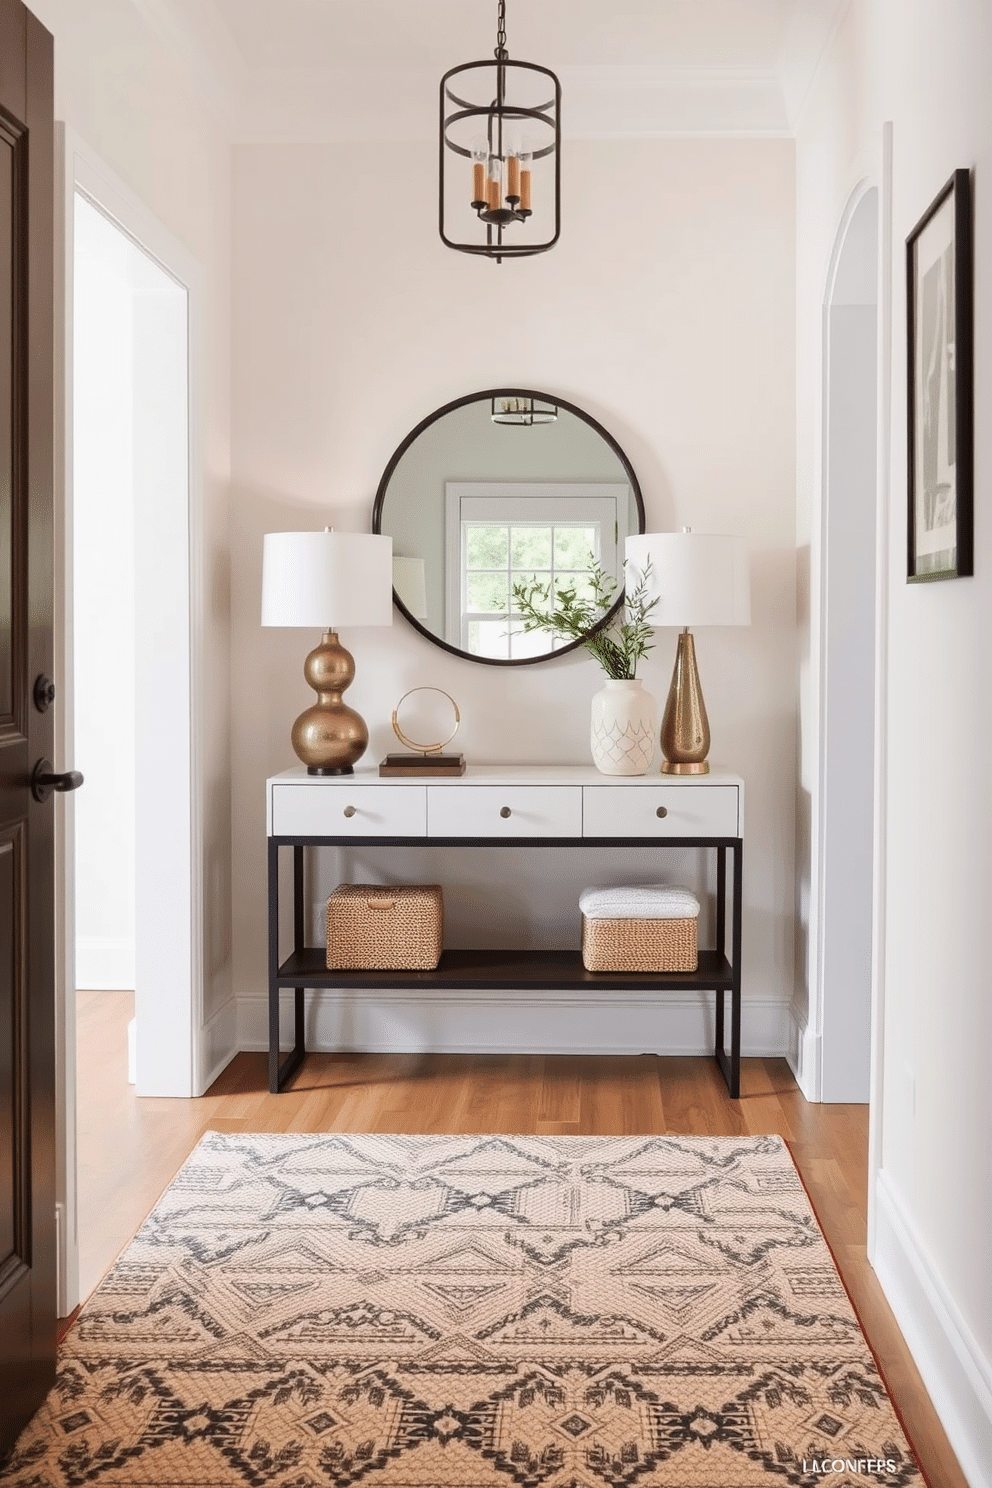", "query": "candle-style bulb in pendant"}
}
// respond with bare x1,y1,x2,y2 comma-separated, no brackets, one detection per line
518,150,532,212
506,152,520,202
487,154,502,210
470,136,488,206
